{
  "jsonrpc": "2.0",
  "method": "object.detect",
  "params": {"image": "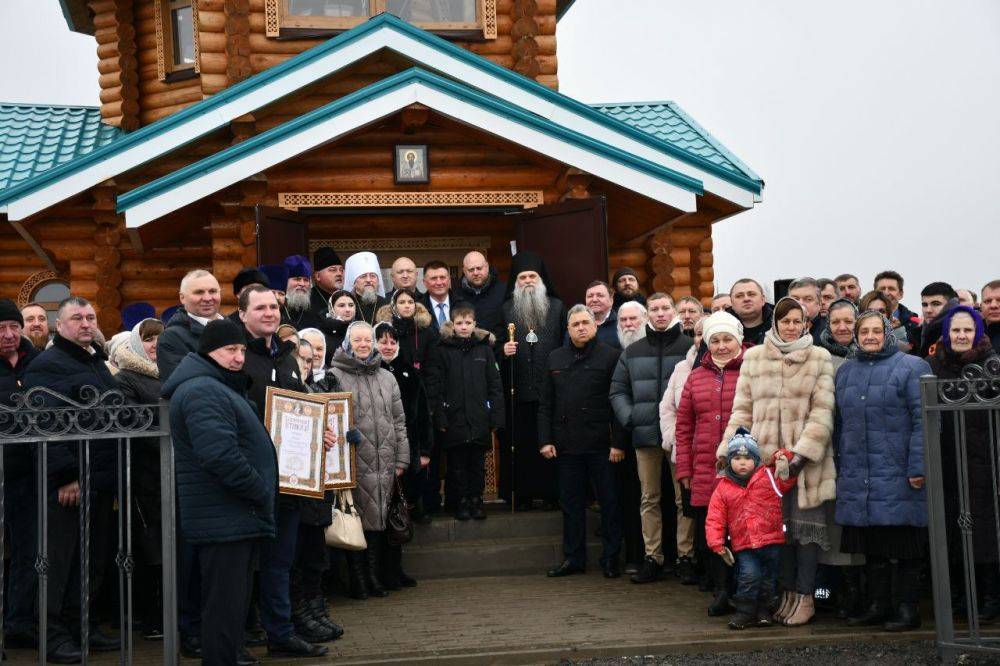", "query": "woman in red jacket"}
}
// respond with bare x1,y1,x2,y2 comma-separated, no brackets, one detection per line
706,430,796,629
675,310,746,616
